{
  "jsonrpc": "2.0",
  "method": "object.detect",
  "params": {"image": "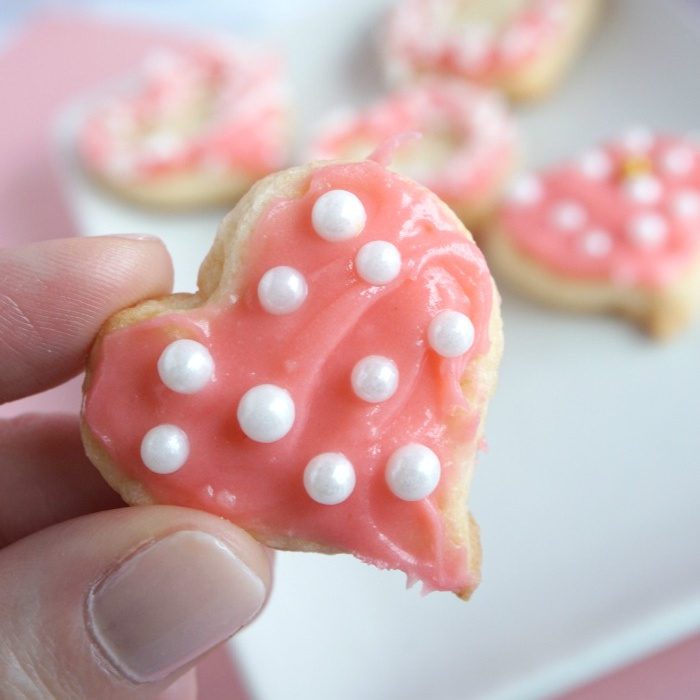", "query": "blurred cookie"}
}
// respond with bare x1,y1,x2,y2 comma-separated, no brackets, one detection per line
383,0,601,101
309,80,518,227
78,42,291,209
486,128,700,337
